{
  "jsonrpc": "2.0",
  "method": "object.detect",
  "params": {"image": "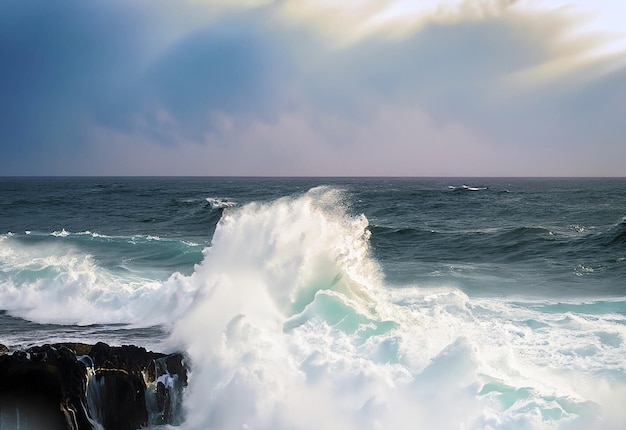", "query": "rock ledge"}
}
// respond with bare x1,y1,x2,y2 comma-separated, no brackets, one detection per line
0,342,187,430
